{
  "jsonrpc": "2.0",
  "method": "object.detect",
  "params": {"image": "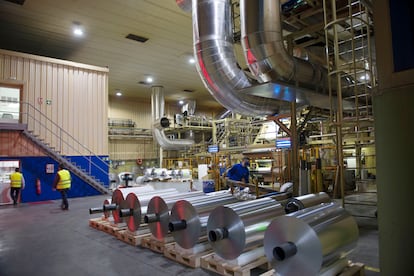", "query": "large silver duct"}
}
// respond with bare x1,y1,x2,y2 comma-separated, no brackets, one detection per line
151,86,194,150
192,0,283,116
240,0,355,110
241,0,324,86
182,0,353,116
